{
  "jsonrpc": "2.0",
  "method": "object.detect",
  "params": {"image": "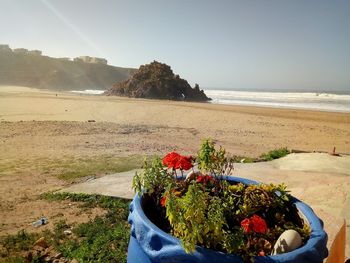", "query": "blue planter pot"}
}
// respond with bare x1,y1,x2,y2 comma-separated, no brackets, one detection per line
127,176,328,263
